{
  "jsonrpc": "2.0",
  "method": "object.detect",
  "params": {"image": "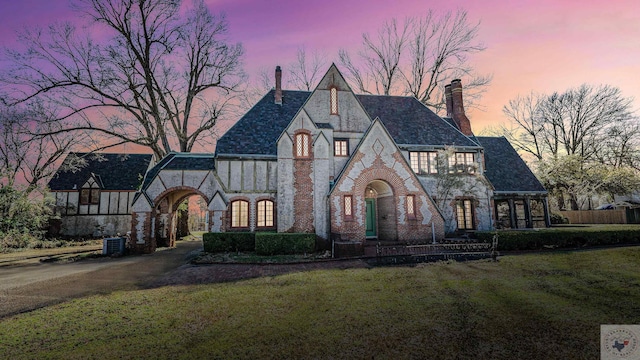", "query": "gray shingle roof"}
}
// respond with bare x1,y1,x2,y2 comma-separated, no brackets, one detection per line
215,90,479,157
215,90,311,157
48,153,152,191
476,136,546,193
356,95,478,147
139,153,215,192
